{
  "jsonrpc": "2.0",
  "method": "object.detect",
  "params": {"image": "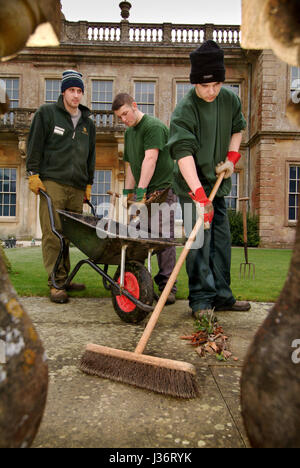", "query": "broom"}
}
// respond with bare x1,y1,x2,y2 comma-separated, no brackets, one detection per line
79,172,225,398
